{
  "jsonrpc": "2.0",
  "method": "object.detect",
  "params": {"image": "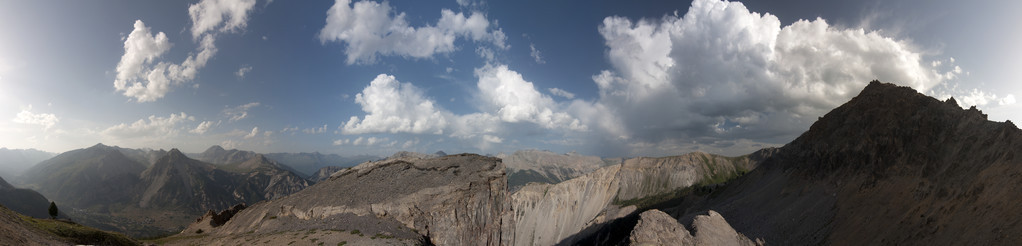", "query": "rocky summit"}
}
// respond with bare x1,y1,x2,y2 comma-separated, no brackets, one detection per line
667,81,1022,245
